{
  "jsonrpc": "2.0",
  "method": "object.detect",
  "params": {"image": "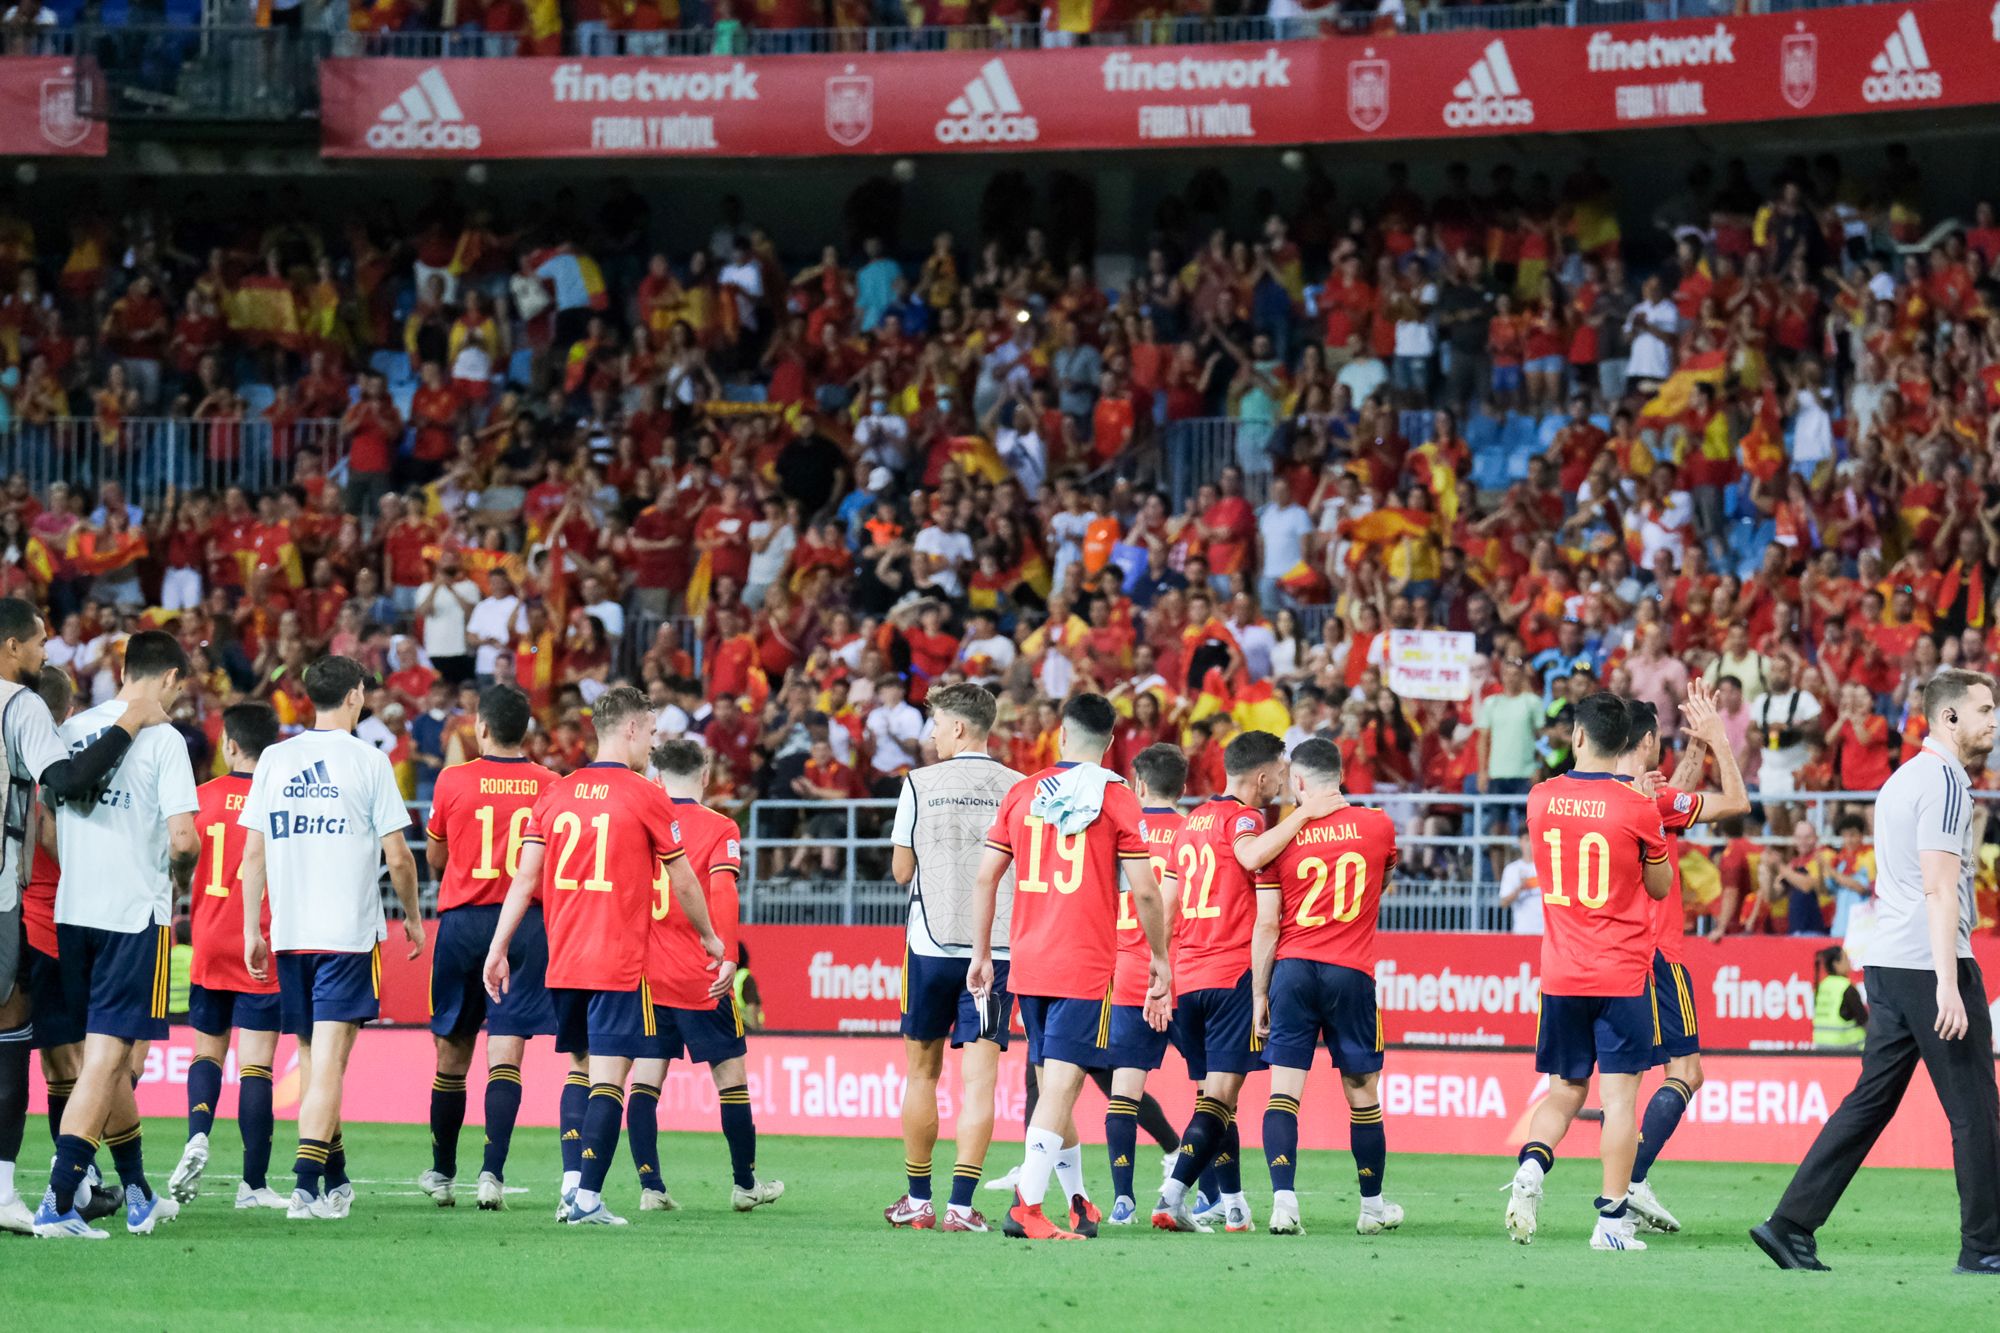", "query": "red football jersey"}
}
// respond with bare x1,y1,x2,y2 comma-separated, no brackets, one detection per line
648,798,742,1009
189,773,277,994
1259,804,1399,973
527,763,687,993
984,765,1152,1001
1166,796,1266,996
1650,782,1703,964
1113,805,1184,1007
22,838,58,958
427,756,559,911
1527,772,1669,996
